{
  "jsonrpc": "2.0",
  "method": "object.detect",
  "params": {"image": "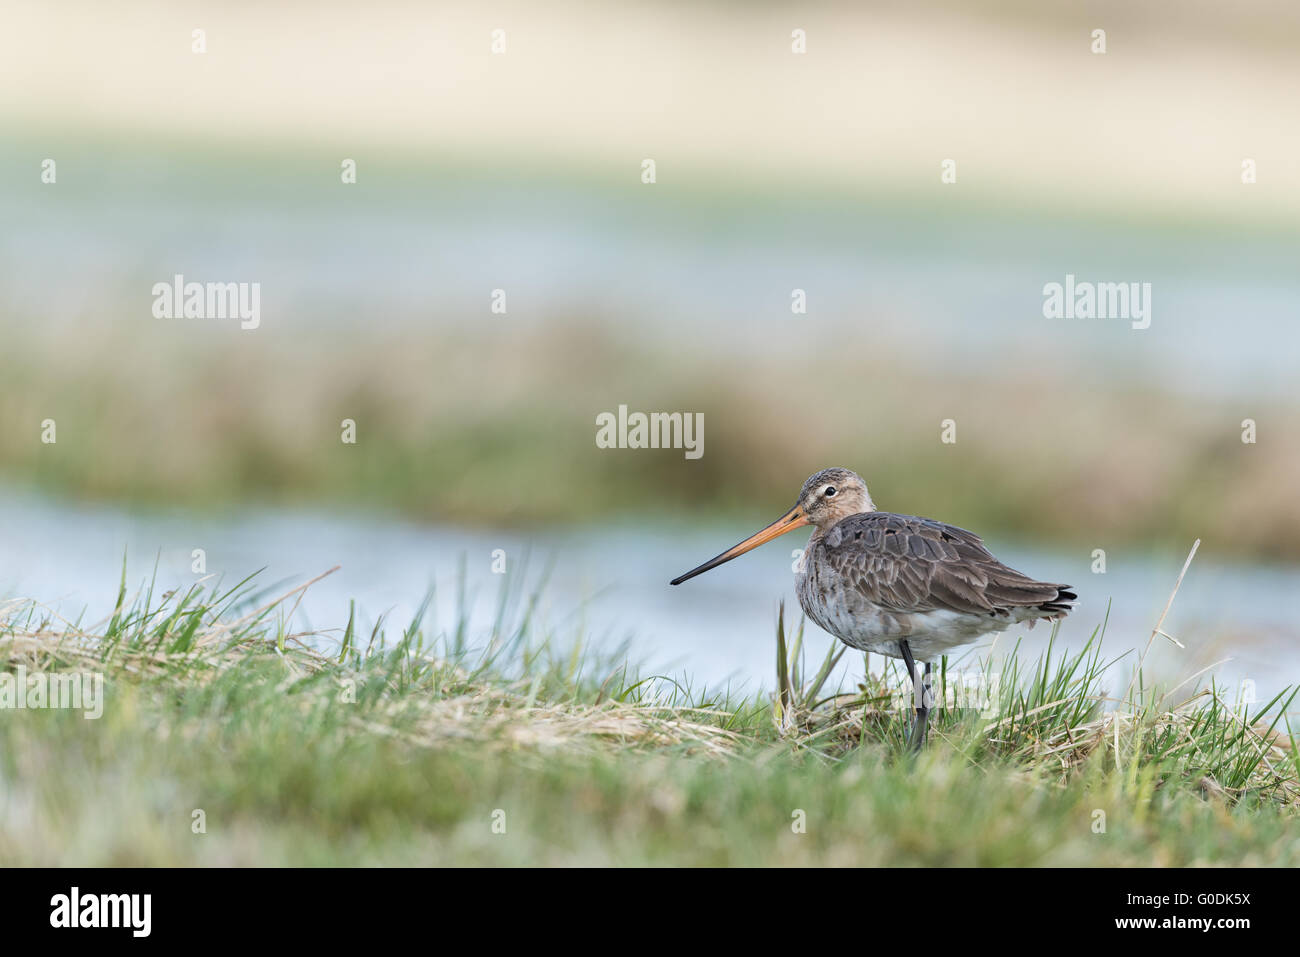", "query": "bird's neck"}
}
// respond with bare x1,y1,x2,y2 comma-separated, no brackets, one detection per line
809,507,873,543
